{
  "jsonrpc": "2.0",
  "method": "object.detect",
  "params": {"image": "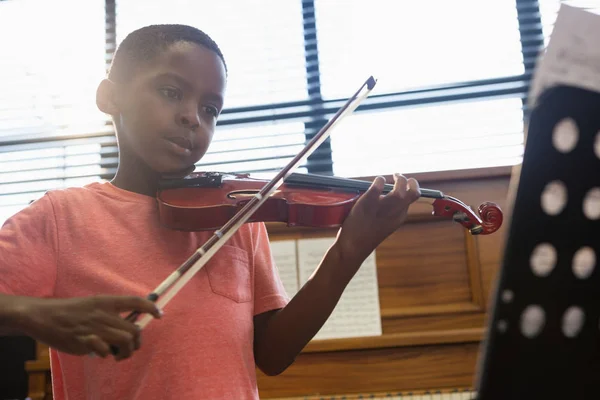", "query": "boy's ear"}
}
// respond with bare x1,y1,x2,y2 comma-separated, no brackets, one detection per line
96,79,120,115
